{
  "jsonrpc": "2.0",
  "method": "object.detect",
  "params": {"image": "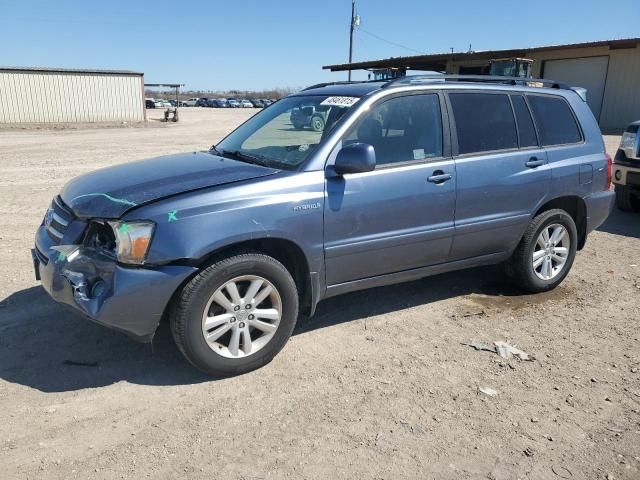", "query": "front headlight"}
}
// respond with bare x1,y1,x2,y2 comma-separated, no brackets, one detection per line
110,221,155,265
